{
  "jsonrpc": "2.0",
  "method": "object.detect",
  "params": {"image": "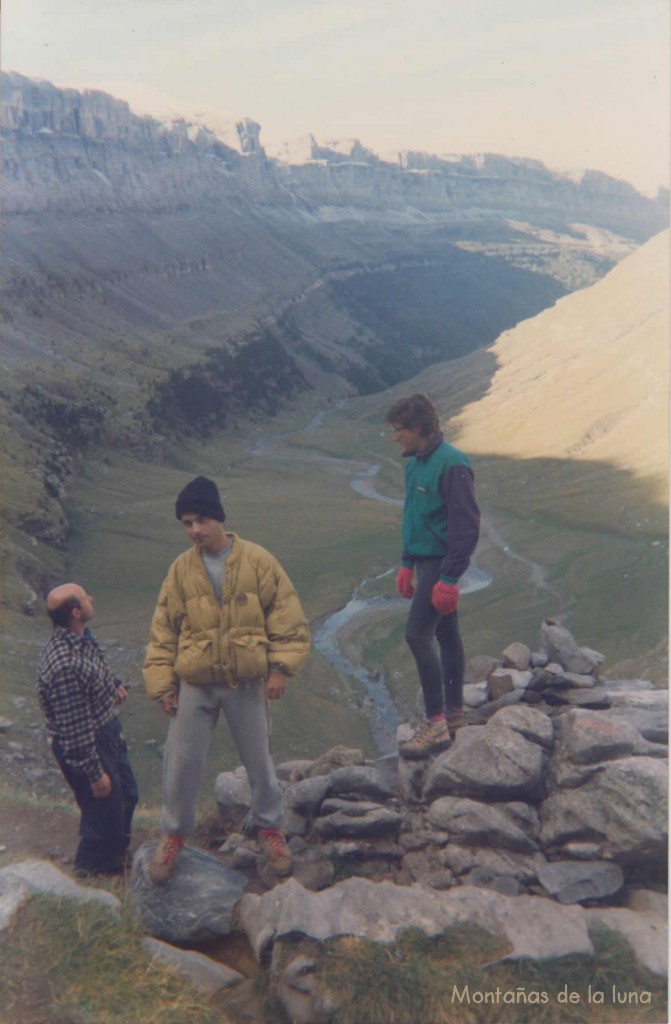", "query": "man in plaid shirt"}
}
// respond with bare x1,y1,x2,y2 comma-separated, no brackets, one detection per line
37,582,138,876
